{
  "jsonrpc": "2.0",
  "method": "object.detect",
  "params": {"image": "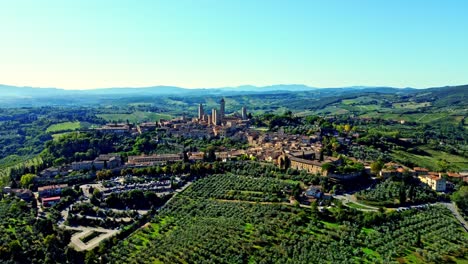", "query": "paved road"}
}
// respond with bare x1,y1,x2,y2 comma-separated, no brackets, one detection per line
334,194,468,233
33,192,45,219
440,202,468,232
333,194,379,212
